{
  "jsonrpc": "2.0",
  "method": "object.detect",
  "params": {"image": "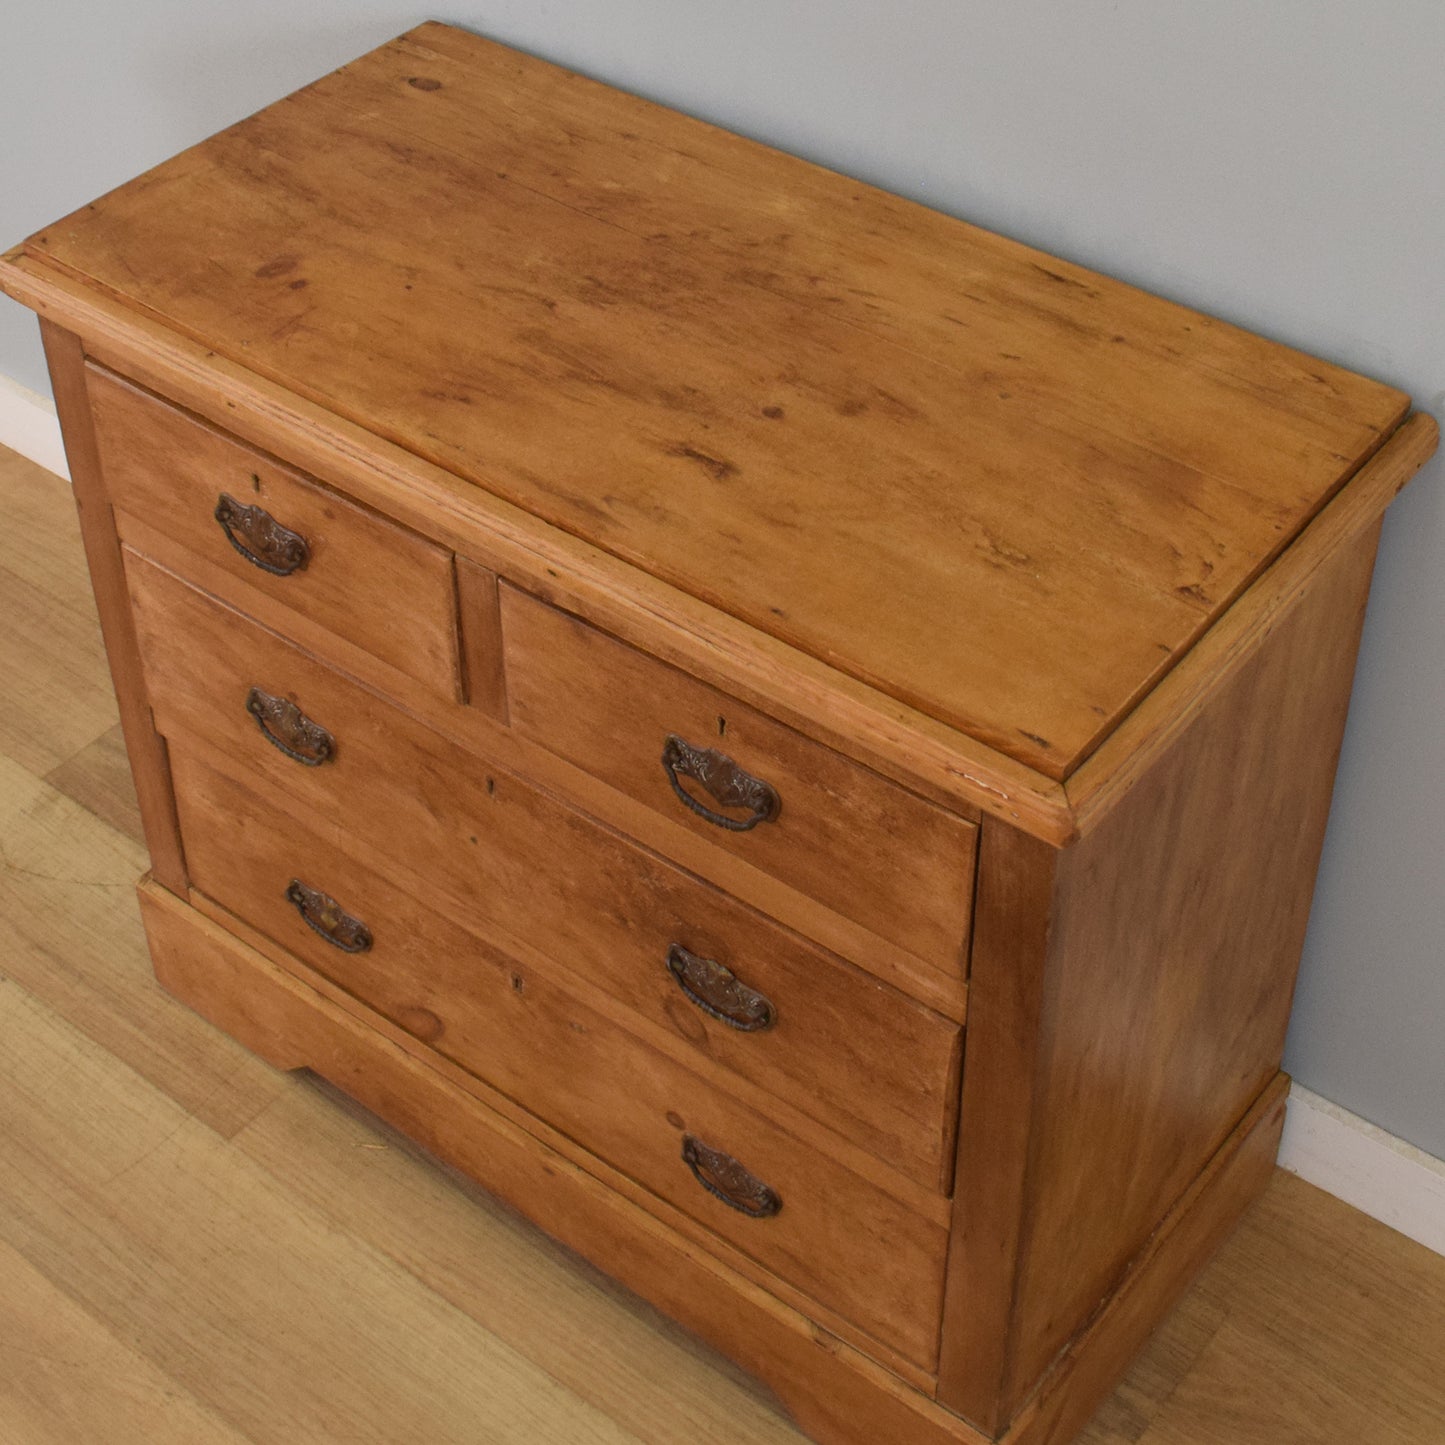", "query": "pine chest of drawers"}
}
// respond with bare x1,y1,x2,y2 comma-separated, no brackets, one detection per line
3,24,1436,1445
